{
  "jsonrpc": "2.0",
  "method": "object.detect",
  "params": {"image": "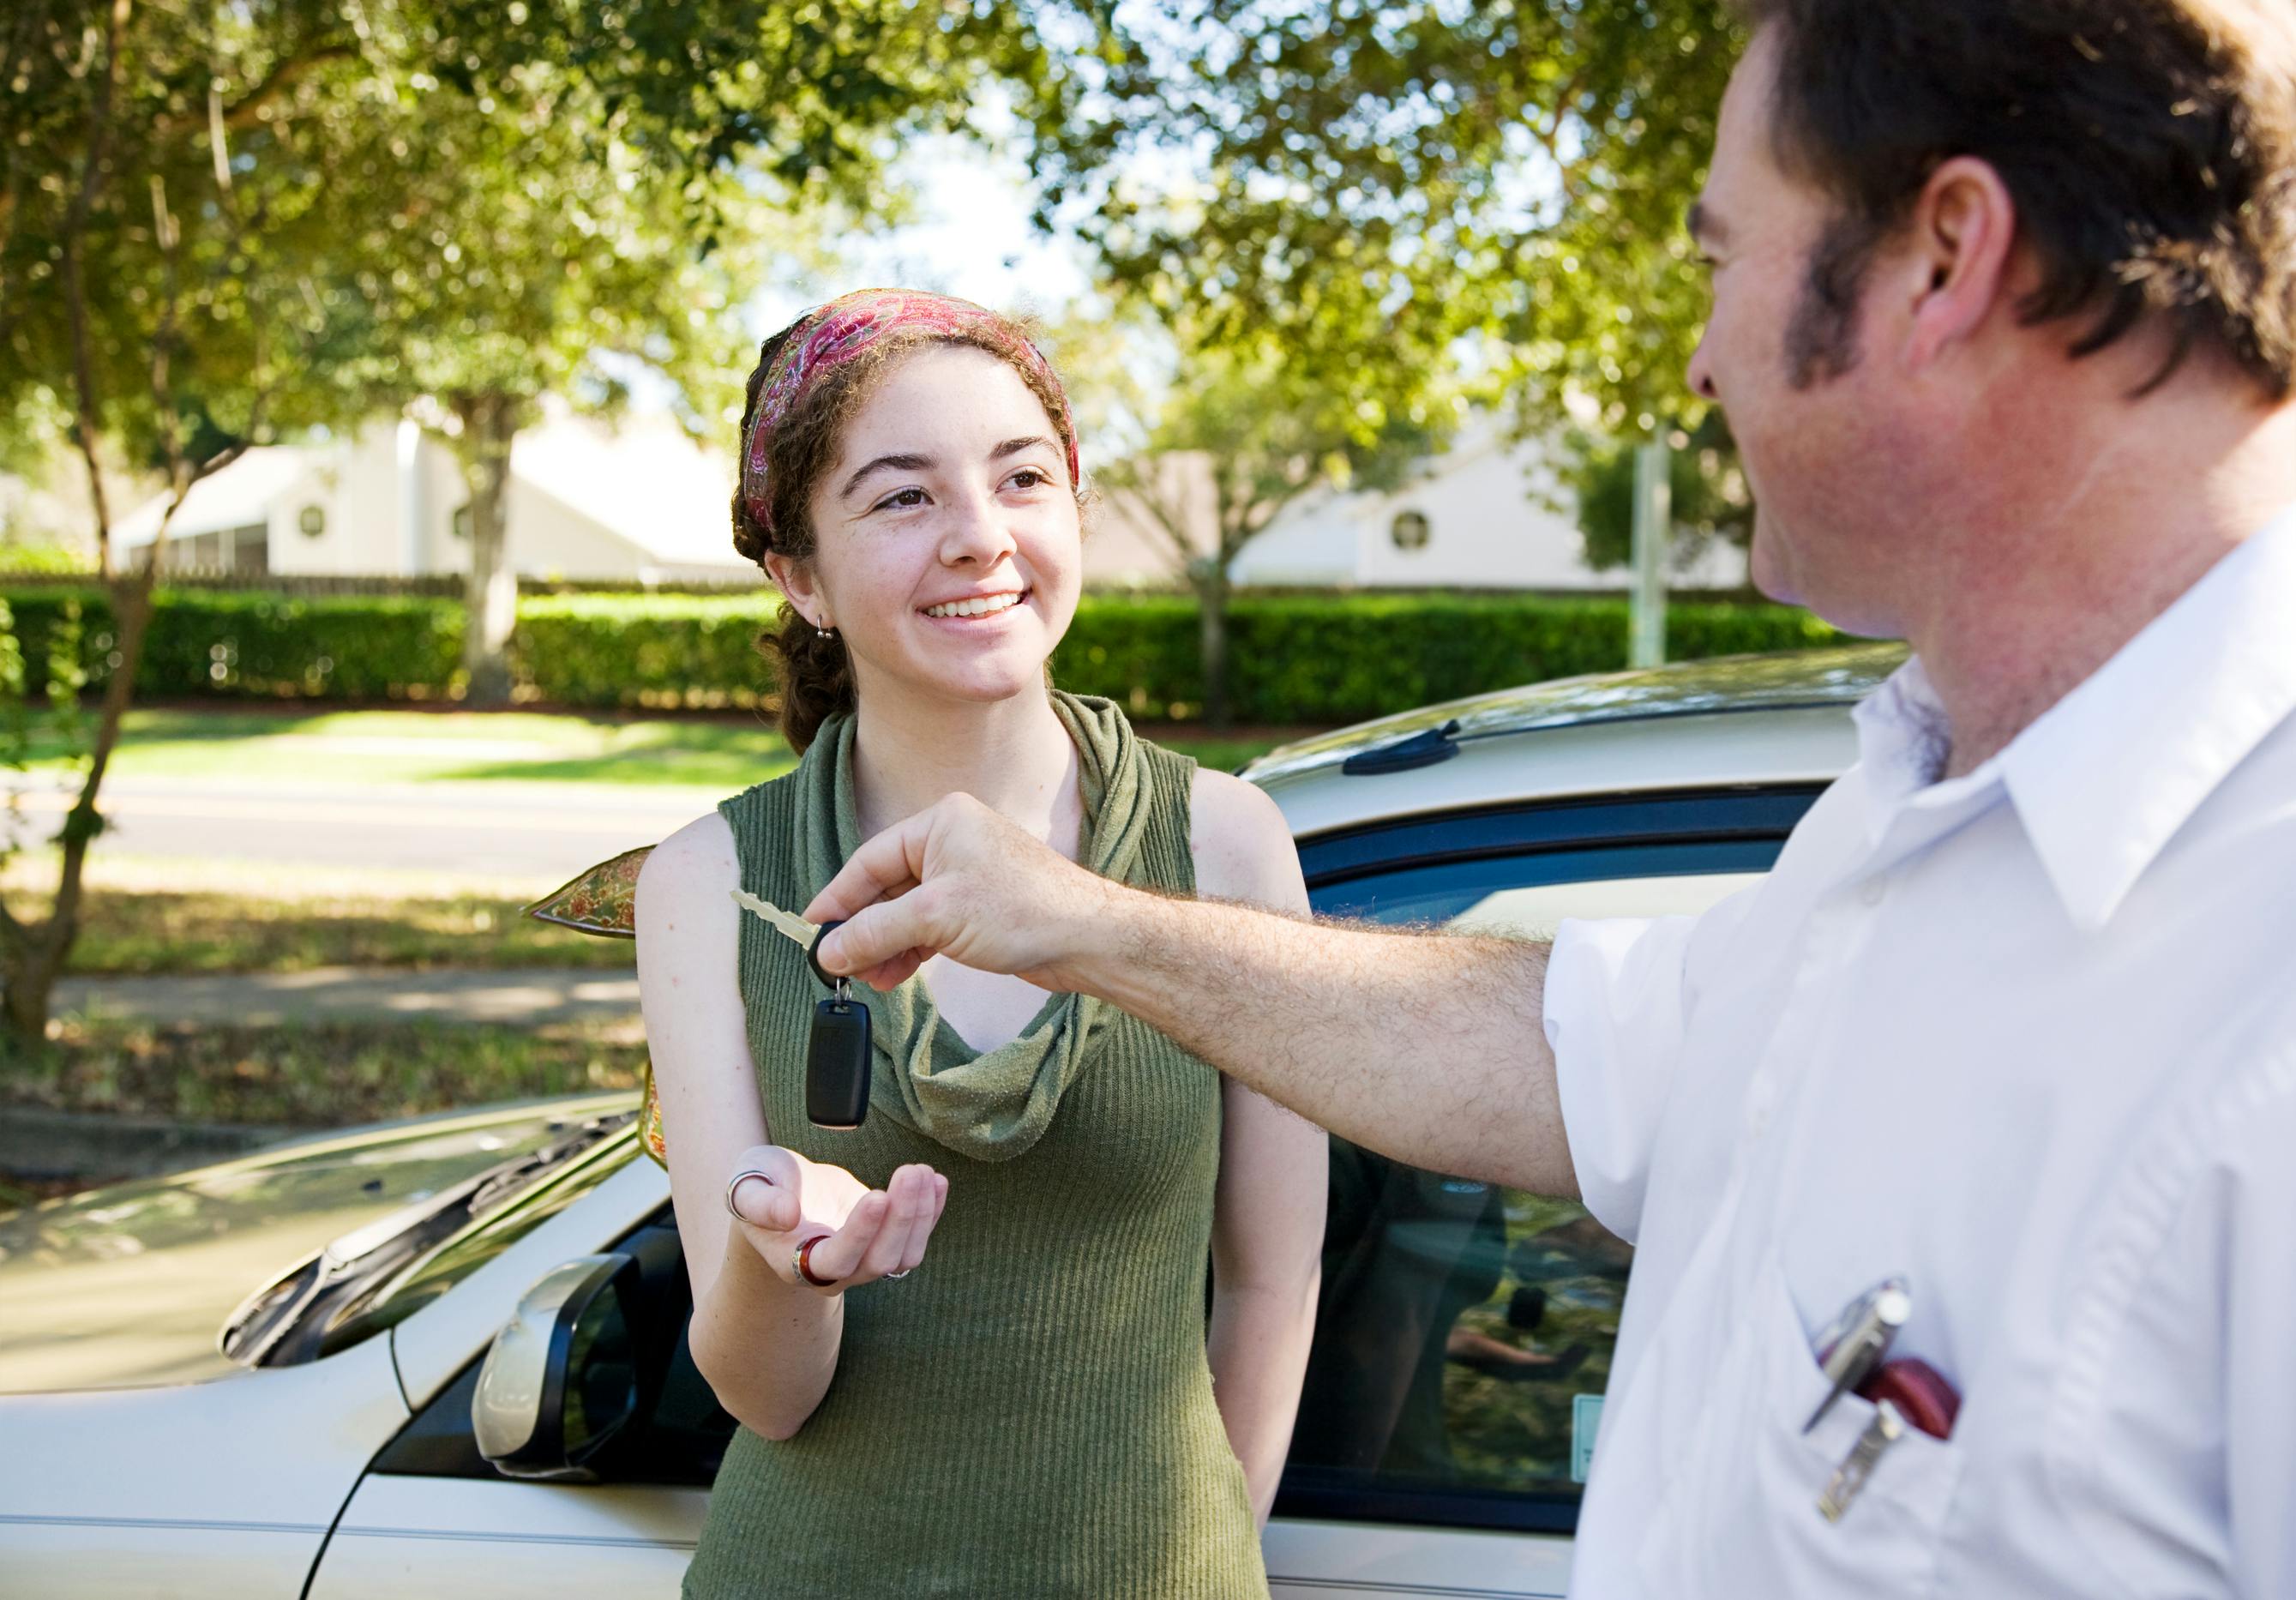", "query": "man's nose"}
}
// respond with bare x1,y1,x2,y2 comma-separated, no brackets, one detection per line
1686,330,1721,402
